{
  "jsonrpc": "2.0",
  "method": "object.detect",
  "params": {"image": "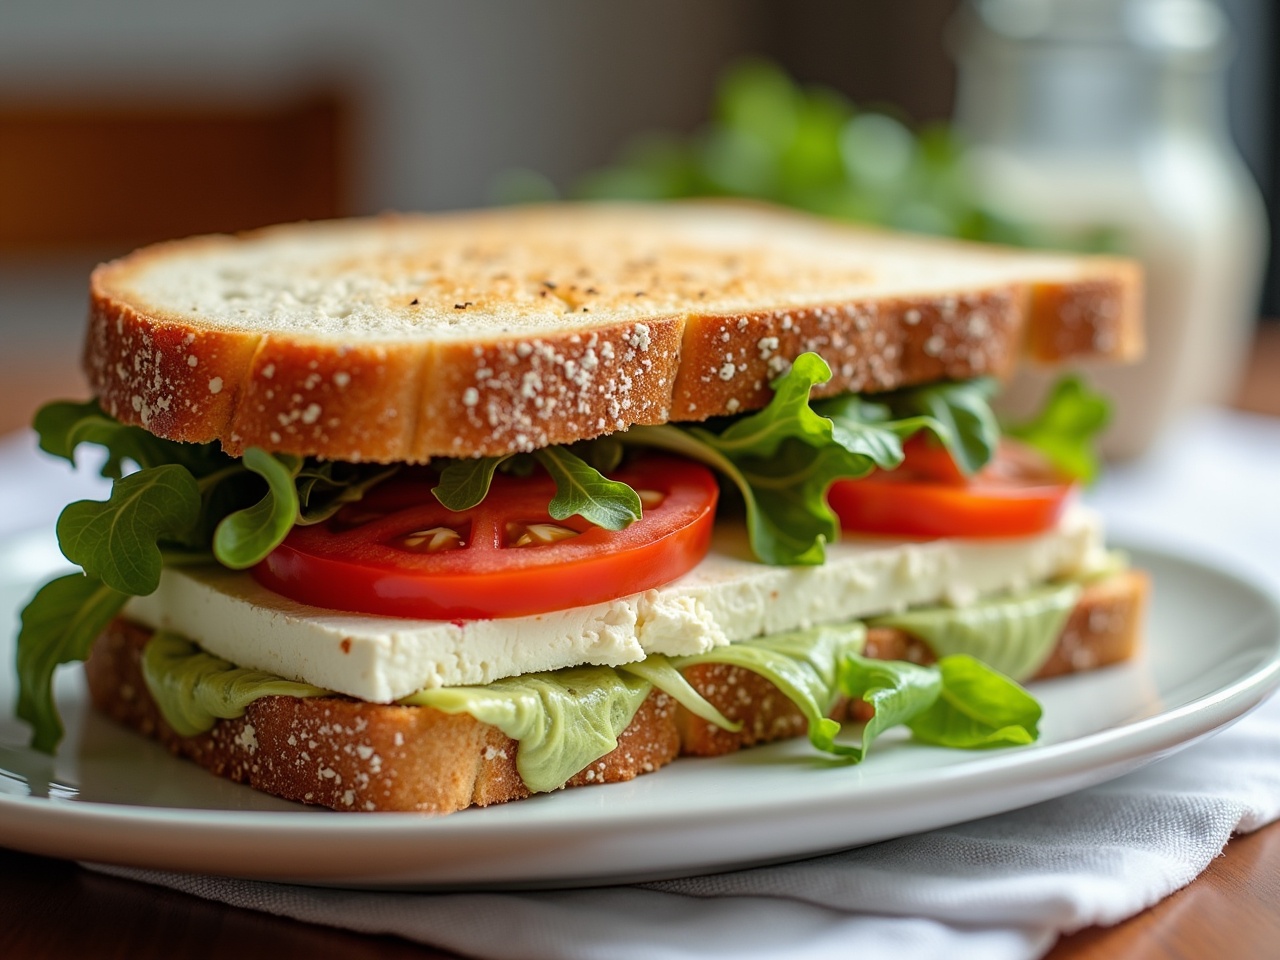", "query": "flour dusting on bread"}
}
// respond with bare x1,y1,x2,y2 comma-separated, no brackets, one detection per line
86,202,1141,462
